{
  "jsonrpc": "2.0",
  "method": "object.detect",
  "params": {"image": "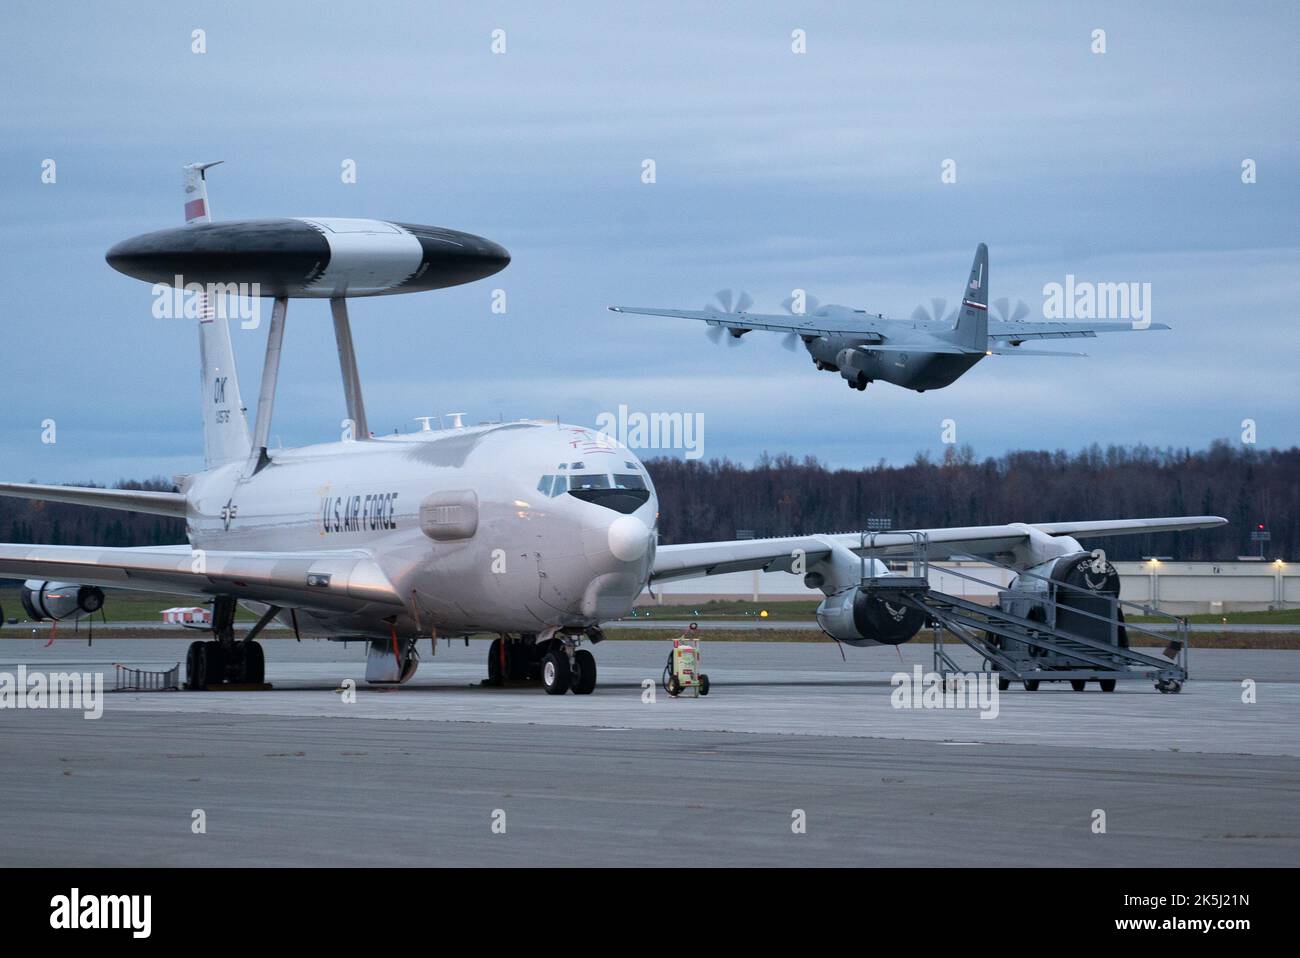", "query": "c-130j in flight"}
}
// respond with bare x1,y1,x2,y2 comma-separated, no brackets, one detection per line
611,243,1169,393
0,166,1219,694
